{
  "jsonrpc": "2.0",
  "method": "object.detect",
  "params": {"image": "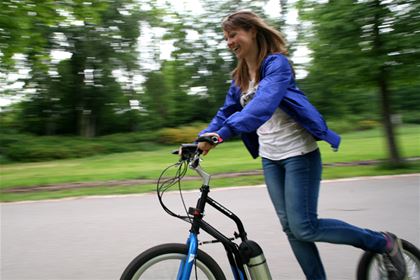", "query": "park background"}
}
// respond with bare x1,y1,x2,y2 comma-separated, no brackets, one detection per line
0,0,419,202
